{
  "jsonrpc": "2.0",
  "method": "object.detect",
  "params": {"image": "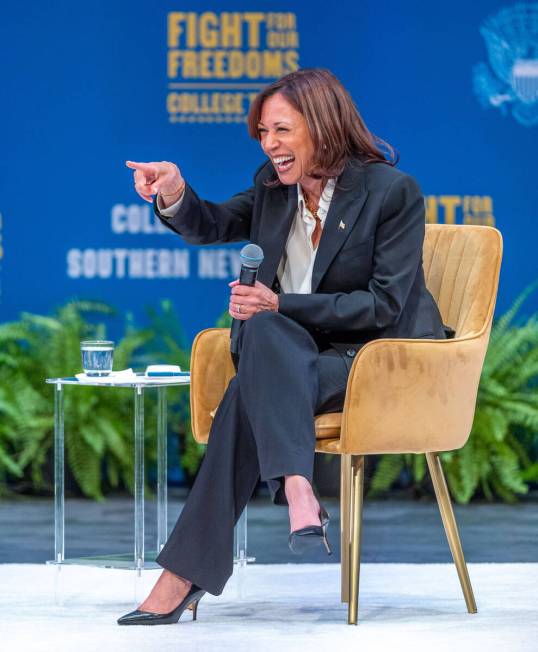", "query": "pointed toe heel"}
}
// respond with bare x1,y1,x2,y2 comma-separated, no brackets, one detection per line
117,584,205,626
